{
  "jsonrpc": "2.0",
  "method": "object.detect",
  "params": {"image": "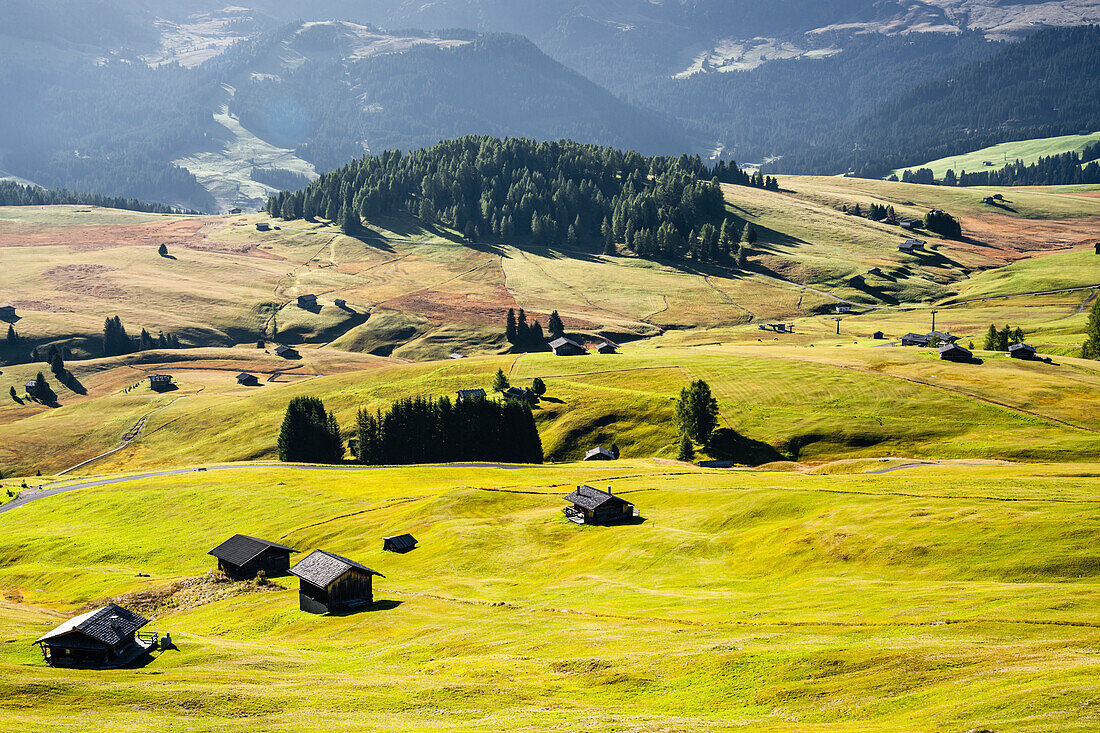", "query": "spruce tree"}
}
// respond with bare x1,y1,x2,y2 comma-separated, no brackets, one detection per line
516,309,529,345
547,310,564,339
1013,326,1025,344
676,379,719,444
678,434,695,462
340,205,361,236
158,243,168,256
998,325,1012,351
742,222,757,245
505,308,517,344
531,377,546,396
491,368,509,392
1083,298,1100,359
983,324,998,350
